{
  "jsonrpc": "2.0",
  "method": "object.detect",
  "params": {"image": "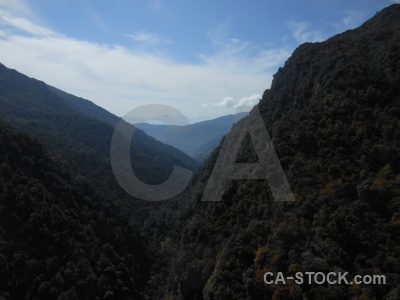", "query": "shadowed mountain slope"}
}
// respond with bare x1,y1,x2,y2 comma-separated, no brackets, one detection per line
47,85,120,127
144,4,400,299
0,64,199,190
0,119,150,299
1,4,400,300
